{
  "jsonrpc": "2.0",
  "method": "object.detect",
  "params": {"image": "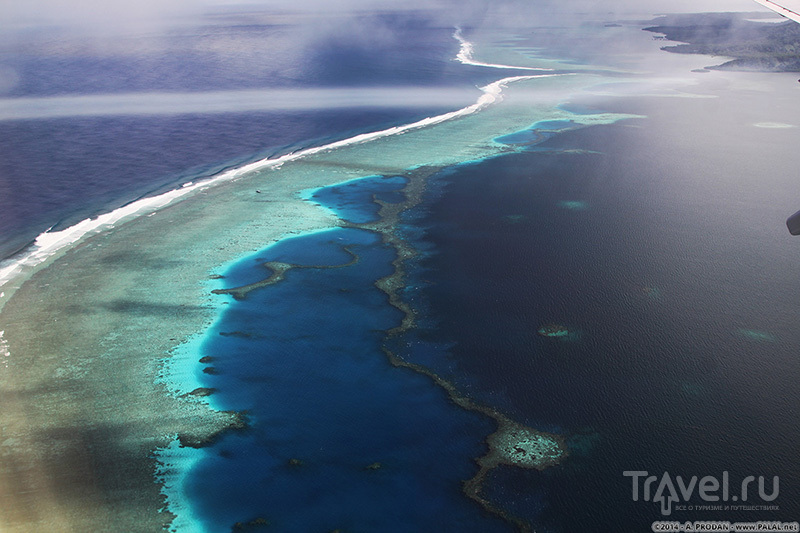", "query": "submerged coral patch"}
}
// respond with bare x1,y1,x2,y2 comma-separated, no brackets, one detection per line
538,323,582,342
485,421,565,470
537,323,570,338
